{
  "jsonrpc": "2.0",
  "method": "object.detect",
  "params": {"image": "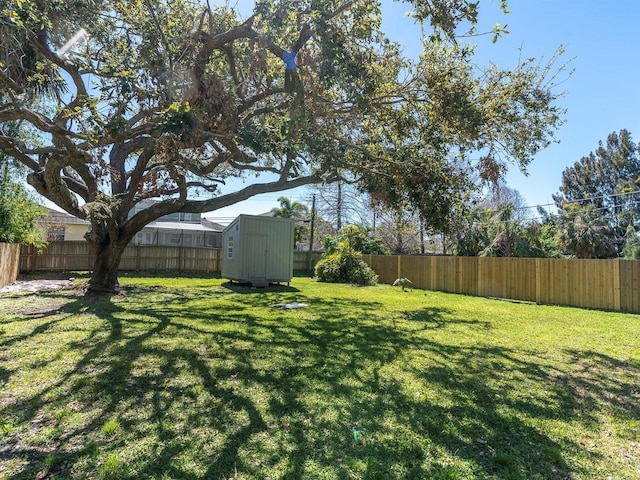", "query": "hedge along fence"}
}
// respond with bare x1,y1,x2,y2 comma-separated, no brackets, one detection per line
364,254,640,313
0,243,21,289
